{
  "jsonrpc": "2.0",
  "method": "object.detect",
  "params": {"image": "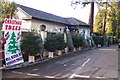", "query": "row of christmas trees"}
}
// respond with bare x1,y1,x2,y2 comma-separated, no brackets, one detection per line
21,30,92,62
